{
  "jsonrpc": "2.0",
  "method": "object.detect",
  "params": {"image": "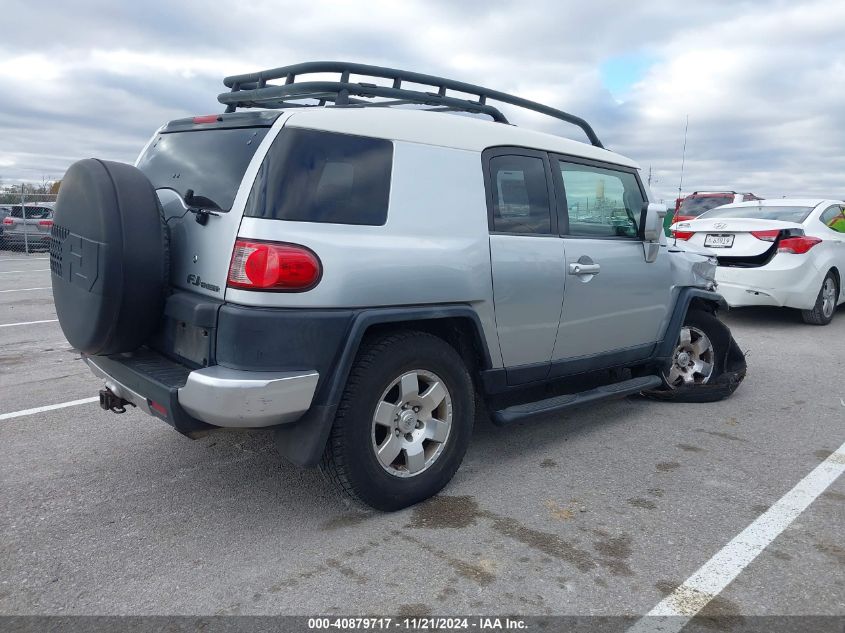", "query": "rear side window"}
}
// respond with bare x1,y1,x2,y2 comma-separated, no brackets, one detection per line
488,155,552,234
137,127,269,212
245,129,393,226
10,206,52,219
